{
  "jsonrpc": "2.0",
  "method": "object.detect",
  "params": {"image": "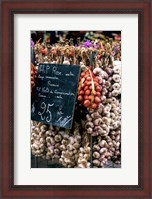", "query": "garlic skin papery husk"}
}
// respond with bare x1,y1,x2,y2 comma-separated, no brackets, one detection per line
45,127,63,160
85,61,121,138
31,121,48,158
59,122,82,168
31,121,62,159
77,131,91,168
92,129,121,168
83,61,121,167
91,61,121,167
31,121,82,167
